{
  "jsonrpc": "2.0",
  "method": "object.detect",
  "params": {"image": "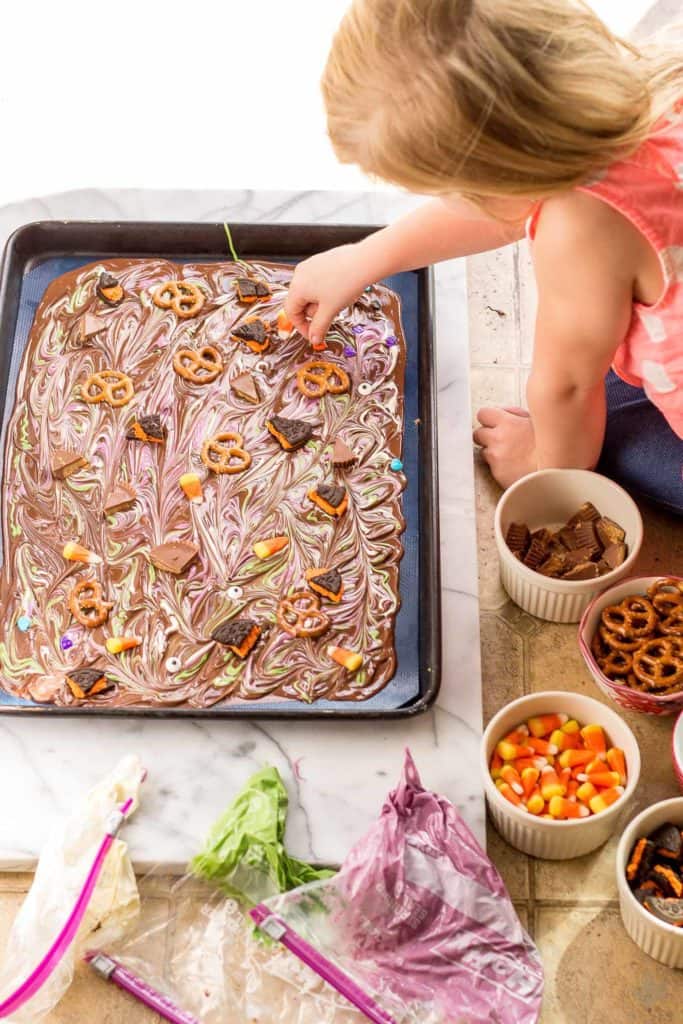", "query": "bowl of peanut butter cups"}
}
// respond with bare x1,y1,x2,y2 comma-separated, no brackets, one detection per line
579,576,683,715
495,469,643,623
